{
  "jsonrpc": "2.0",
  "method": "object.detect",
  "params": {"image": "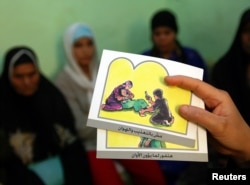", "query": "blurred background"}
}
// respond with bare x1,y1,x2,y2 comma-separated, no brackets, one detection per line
0,0,249,78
